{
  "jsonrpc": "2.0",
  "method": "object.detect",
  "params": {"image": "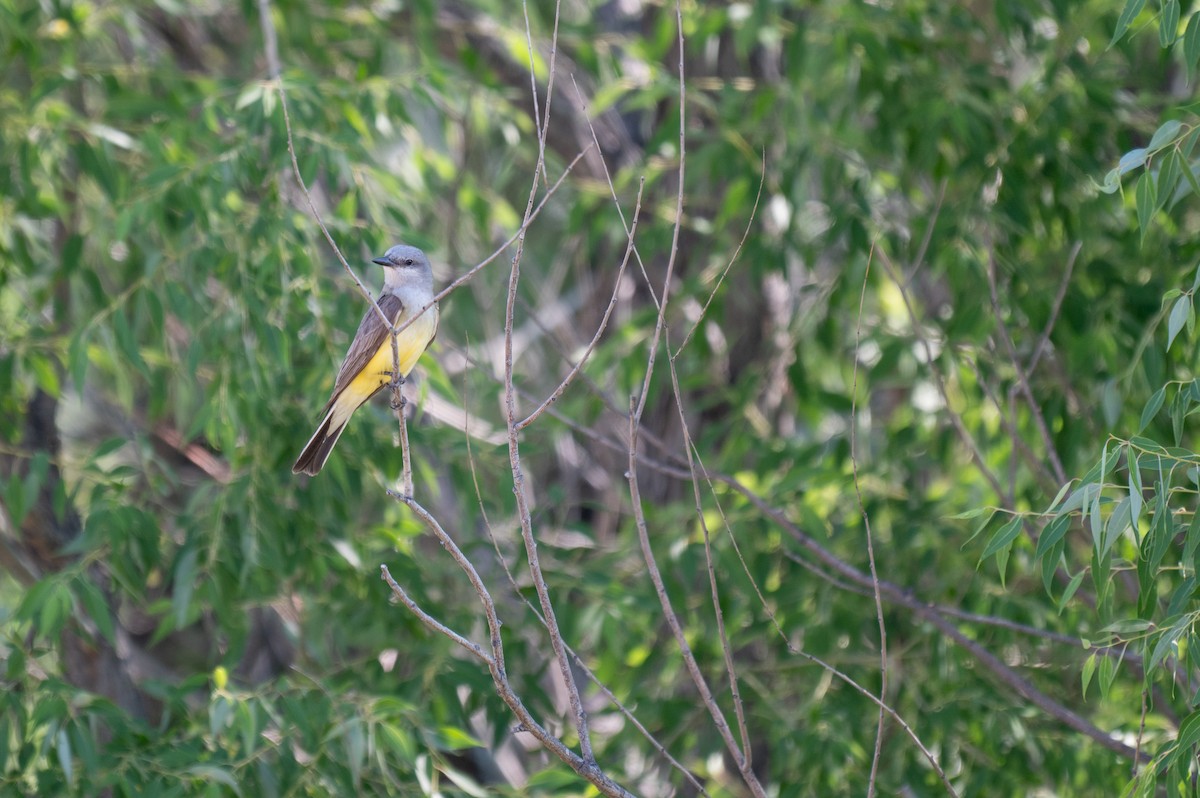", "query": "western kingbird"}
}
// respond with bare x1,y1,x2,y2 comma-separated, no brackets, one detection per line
292,244,439,476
